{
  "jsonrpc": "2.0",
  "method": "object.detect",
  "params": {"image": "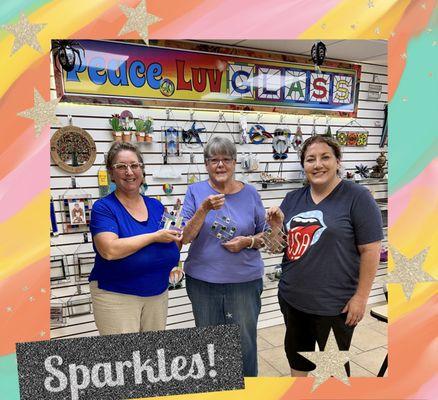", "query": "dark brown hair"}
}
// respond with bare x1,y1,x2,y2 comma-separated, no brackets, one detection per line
106,142,144,171
300,135,342,167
